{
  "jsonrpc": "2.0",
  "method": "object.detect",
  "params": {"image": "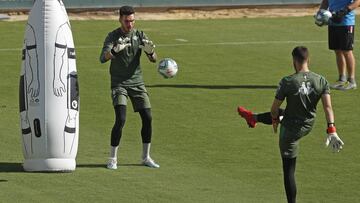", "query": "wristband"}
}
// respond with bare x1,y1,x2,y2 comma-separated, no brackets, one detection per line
327,126,336,134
